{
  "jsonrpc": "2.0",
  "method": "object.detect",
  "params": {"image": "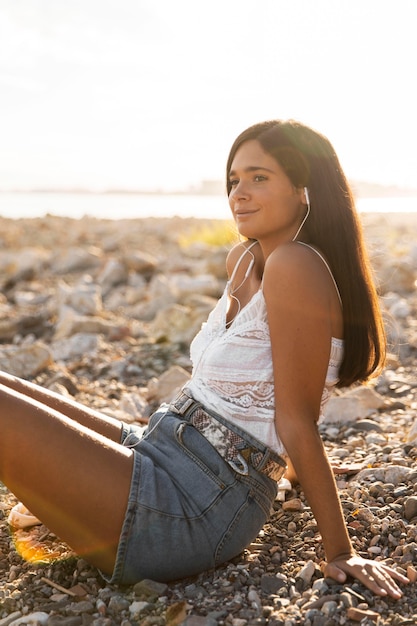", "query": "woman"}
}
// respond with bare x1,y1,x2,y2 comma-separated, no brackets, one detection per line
0,120,409,597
